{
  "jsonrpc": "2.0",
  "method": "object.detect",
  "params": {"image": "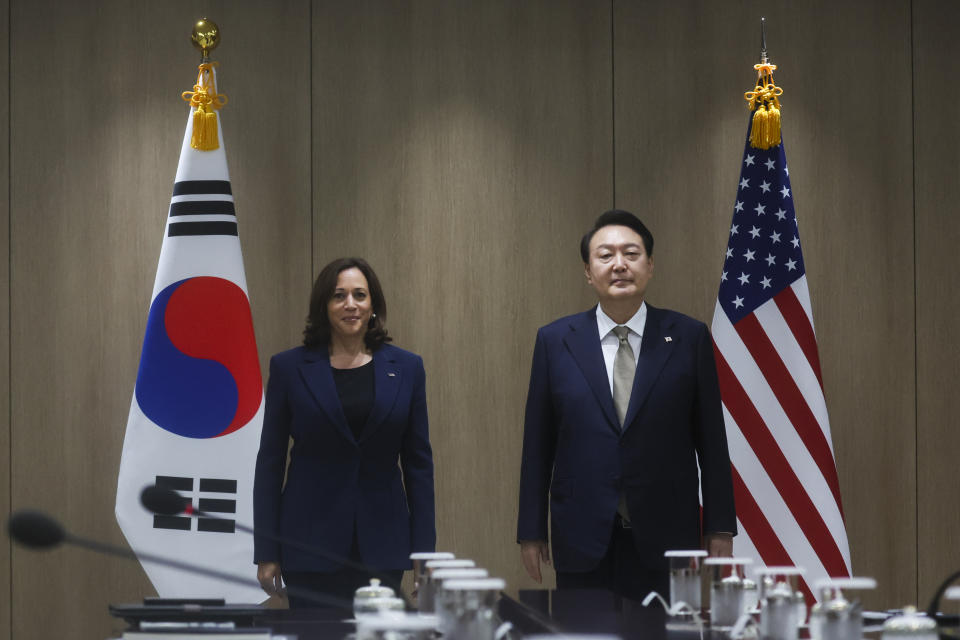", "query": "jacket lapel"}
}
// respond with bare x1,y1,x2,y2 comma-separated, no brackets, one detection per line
359,348,401,443
563,308,620,433
298,348,355,444
622,304,676,433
